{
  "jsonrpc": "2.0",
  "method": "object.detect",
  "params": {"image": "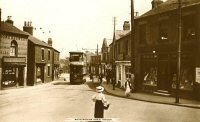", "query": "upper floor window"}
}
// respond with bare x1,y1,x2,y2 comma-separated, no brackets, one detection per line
159,20,168,42
48,50,51,60
10,40,18,56
125,40,129,55
183,14,196,41
139,24,147,44
41,49,44,61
